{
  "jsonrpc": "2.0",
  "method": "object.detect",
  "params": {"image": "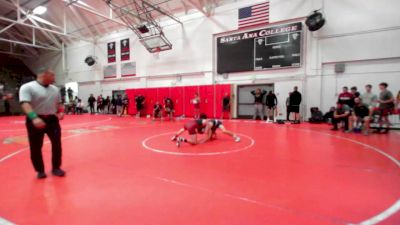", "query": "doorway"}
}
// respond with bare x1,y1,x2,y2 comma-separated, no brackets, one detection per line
237,83,274,119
